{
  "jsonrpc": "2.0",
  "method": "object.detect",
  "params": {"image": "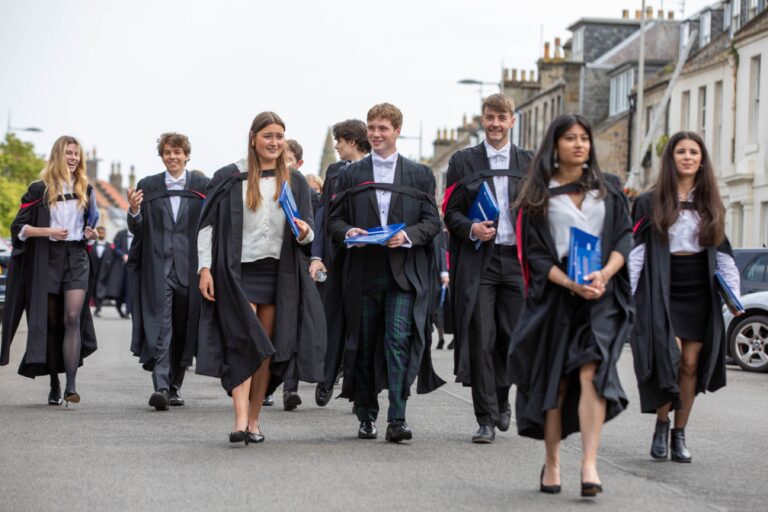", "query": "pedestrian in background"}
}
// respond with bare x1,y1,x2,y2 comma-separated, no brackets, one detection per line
629,131,740,463
196,111,325,445
510,115,633,497
1,136,99,406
